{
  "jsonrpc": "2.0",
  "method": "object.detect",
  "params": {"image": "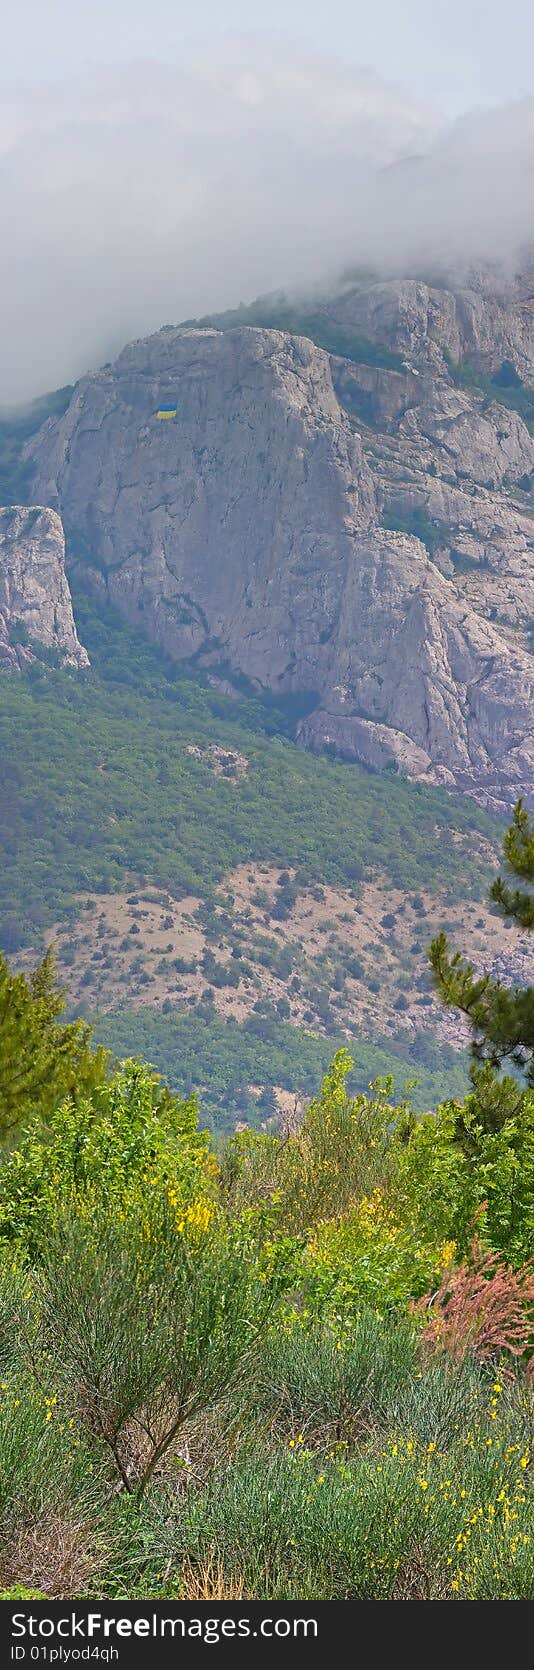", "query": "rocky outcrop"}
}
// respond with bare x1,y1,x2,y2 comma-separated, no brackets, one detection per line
398,384,534,489
327,275,534,381
24,319,534,810
0,506,88,671
298,528,534,807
